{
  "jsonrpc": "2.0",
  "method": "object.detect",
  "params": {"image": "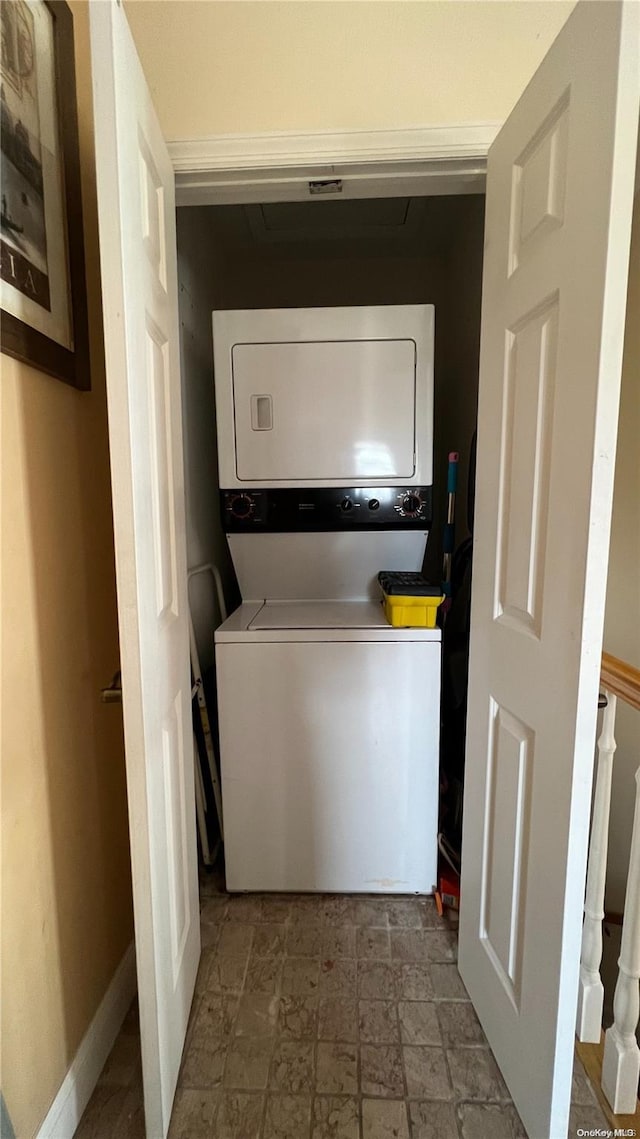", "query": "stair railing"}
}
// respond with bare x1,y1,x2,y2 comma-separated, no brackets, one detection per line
576,652,640,1115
